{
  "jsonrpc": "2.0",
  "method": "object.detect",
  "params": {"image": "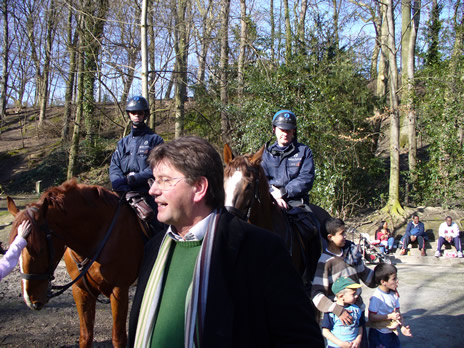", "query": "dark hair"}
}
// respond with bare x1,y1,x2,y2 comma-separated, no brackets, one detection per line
148,136,225,208
324,218,345,240
376,220,386,232
374,263,397,285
